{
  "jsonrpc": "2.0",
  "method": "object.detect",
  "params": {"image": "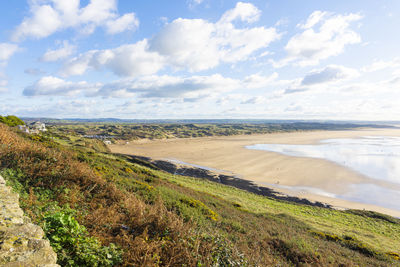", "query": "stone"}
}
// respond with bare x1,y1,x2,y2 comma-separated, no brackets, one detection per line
0,174,60,266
